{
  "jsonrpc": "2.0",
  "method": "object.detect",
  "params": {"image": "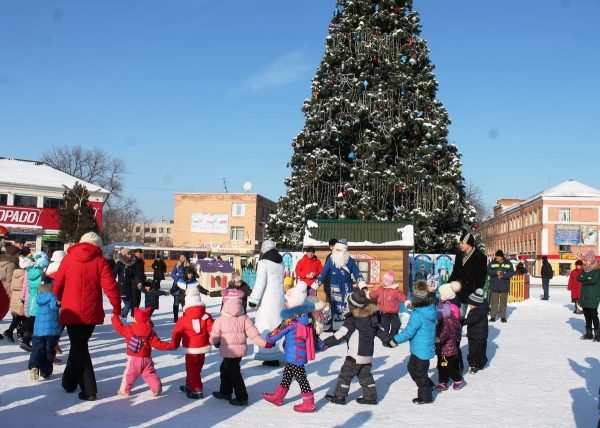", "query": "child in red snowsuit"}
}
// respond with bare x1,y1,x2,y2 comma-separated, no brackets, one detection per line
112,307,173,397
366,270,409,336
171,287,214,399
